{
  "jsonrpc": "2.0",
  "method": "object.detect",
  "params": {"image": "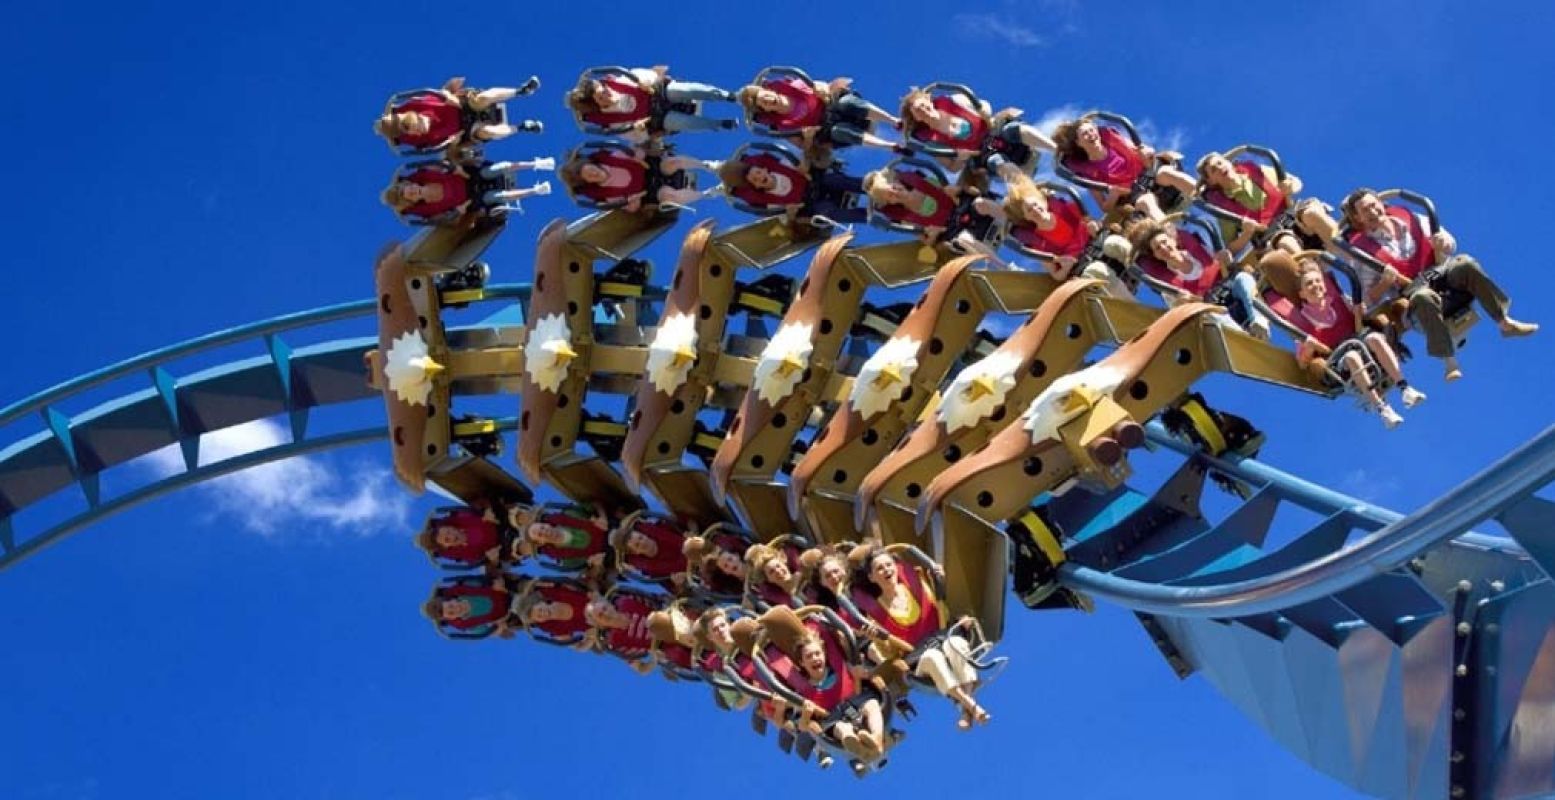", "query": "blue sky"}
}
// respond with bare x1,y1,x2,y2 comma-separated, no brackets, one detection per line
3,2,1554,798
